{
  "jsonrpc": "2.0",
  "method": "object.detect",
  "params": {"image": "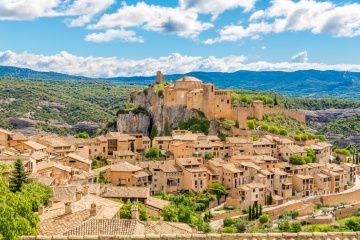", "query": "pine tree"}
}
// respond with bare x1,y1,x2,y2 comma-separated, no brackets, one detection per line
274,95,278,106
248,206,252,221
10,158,30,192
